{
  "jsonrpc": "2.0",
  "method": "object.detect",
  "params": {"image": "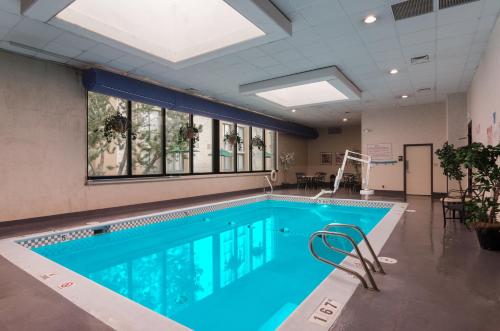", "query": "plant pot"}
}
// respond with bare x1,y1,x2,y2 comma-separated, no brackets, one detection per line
474,223,500,251
228,137,237,145
111,117,128,133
